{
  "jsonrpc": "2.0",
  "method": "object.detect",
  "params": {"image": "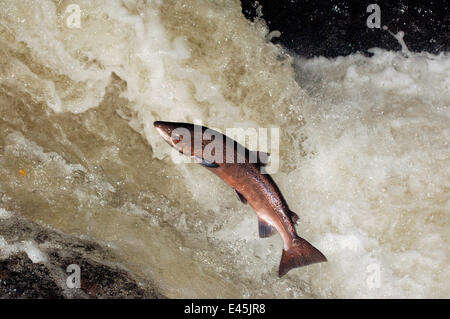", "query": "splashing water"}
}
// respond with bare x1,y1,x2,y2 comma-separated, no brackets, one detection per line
0,0,448,298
